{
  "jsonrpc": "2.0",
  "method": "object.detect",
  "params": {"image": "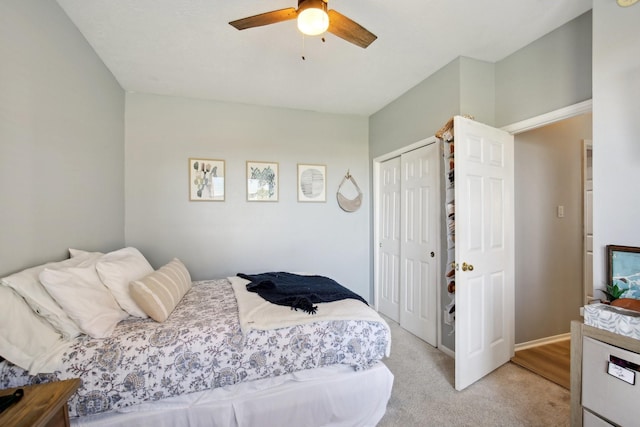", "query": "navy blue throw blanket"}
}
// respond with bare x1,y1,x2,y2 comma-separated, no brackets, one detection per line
237,272,368,315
